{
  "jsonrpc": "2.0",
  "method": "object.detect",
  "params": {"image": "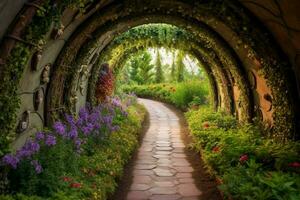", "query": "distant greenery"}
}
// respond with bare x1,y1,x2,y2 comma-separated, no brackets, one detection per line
176,51,184,82
123,80,210,110
185,107,300,200
154,50,164,83
125,50,154,85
